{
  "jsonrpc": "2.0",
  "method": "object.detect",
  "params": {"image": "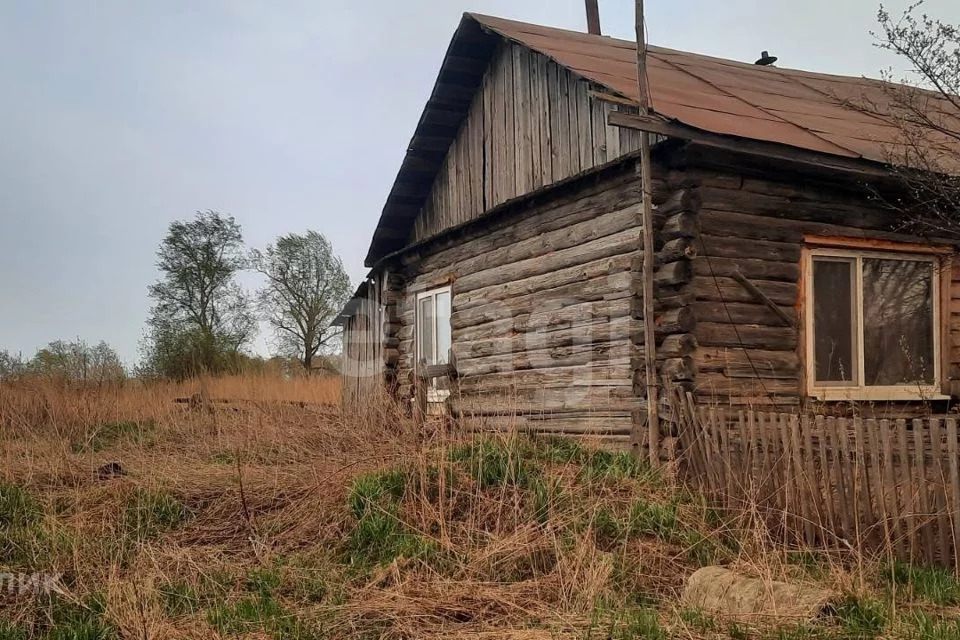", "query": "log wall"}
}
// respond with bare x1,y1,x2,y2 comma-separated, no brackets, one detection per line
410,42,643,244
682,150,960,414
397,166,645,444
